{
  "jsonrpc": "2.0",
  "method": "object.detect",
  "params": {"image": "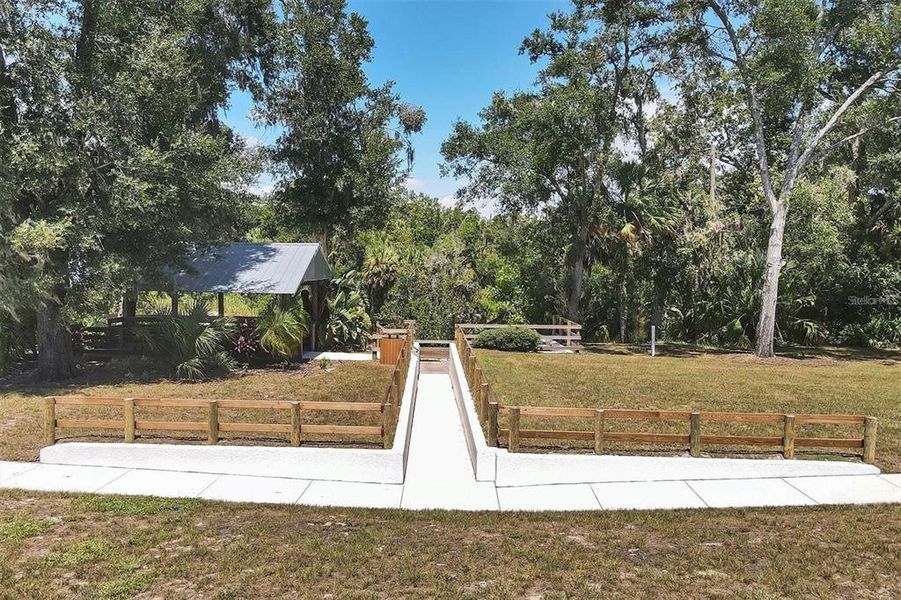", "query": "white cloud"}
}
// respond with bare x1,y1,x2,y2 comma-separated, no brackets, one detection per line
404,177,427,191
242,134,263,149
